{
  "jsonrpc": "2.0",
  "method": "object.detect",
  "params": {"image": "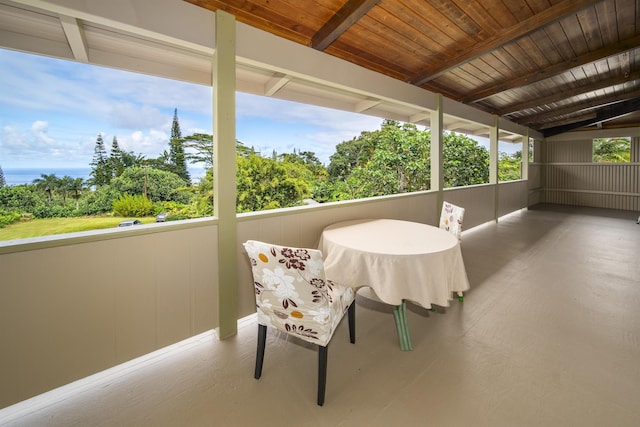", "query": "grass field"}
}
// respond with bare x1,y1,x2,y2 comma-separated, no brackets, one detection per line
0,216,156,241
